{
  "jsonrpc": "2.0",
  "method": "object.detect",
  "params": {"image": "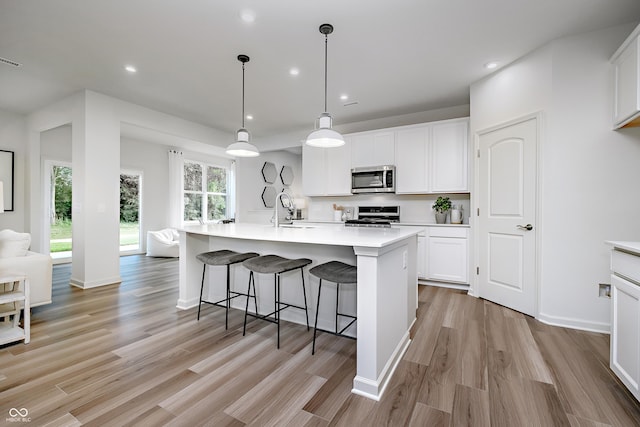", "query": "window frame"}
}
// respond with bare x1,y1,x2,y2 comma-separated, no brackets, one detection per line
183,159,231,223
